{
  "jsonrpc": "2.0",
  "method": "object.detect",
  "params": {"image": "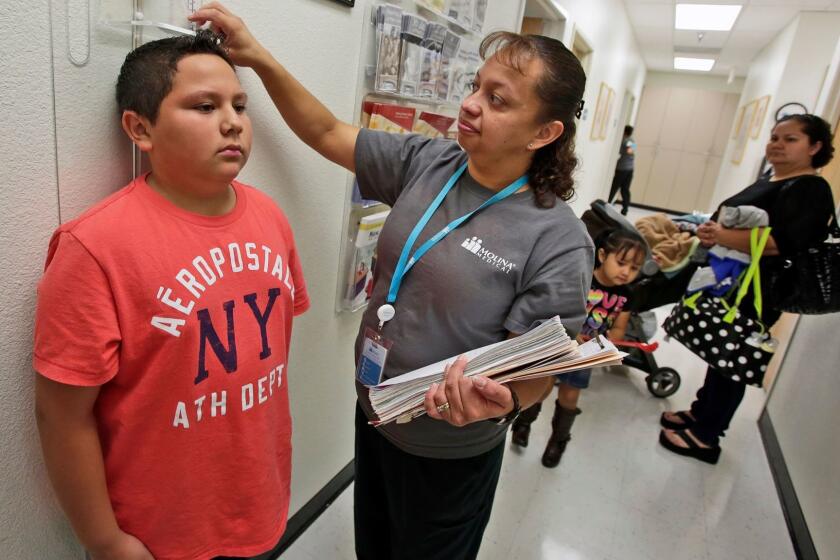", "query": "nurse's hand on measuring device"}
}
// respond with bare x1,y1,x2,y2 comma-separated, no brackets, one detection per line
189,2,269,68
423,356,515,427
